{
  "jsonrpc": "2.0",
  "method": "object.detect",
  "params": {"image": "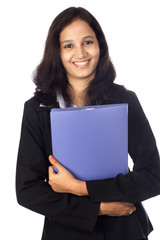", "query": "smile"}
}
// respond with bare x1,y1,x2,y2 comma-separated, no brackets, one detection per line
73,60,90,69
